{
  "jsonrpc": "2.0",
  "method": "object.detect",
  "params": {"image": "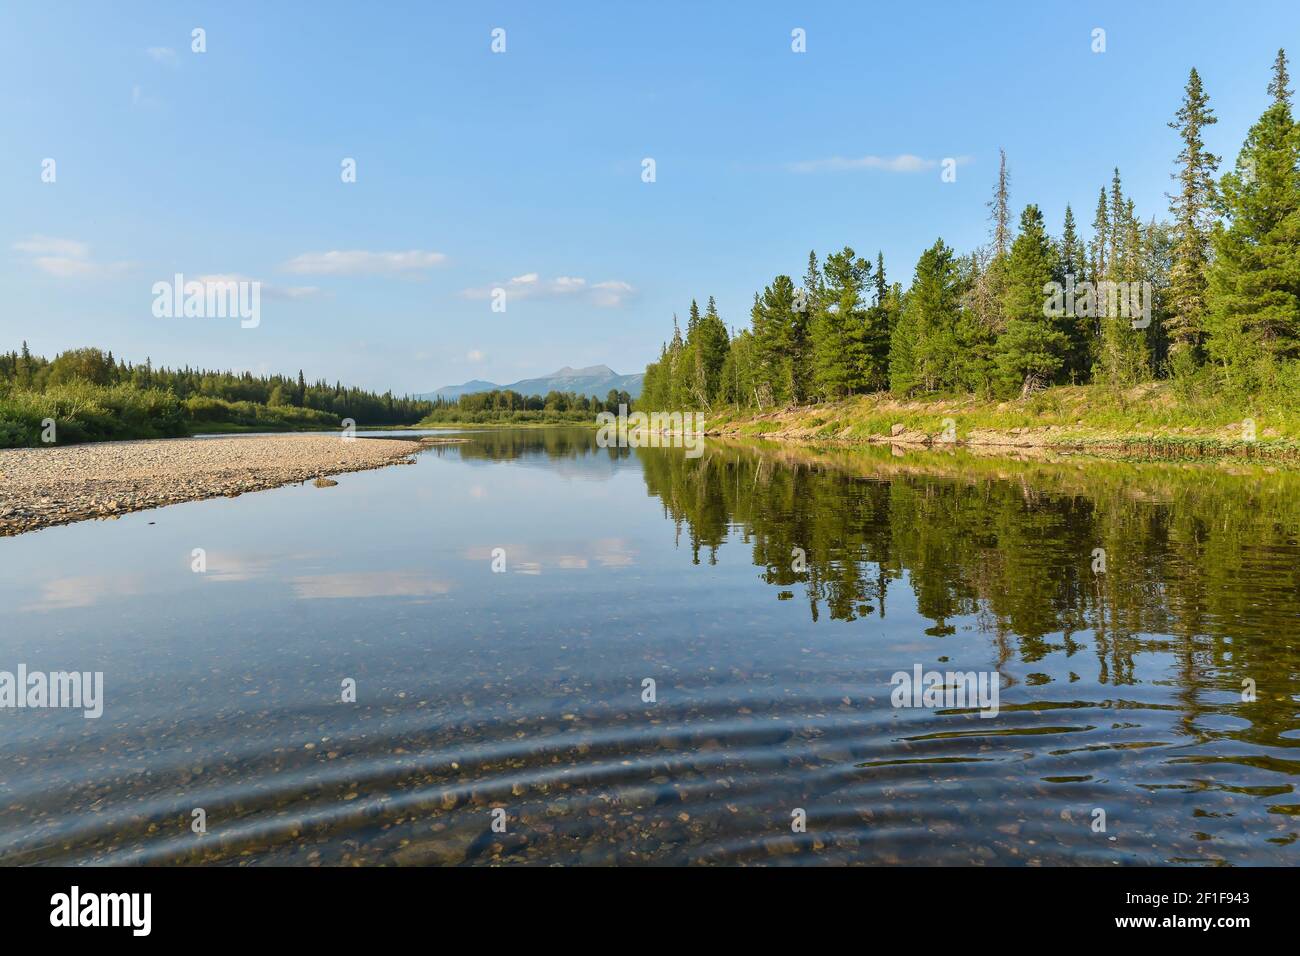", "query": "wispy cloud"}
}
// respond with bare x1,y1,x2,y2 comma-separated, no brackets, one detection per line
466,349,486,362
590,280,634,307
461,273,634,307
13,235,130,278
146,46,177,65
280,250,447,276
195,273,321,300
788,154,971,174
